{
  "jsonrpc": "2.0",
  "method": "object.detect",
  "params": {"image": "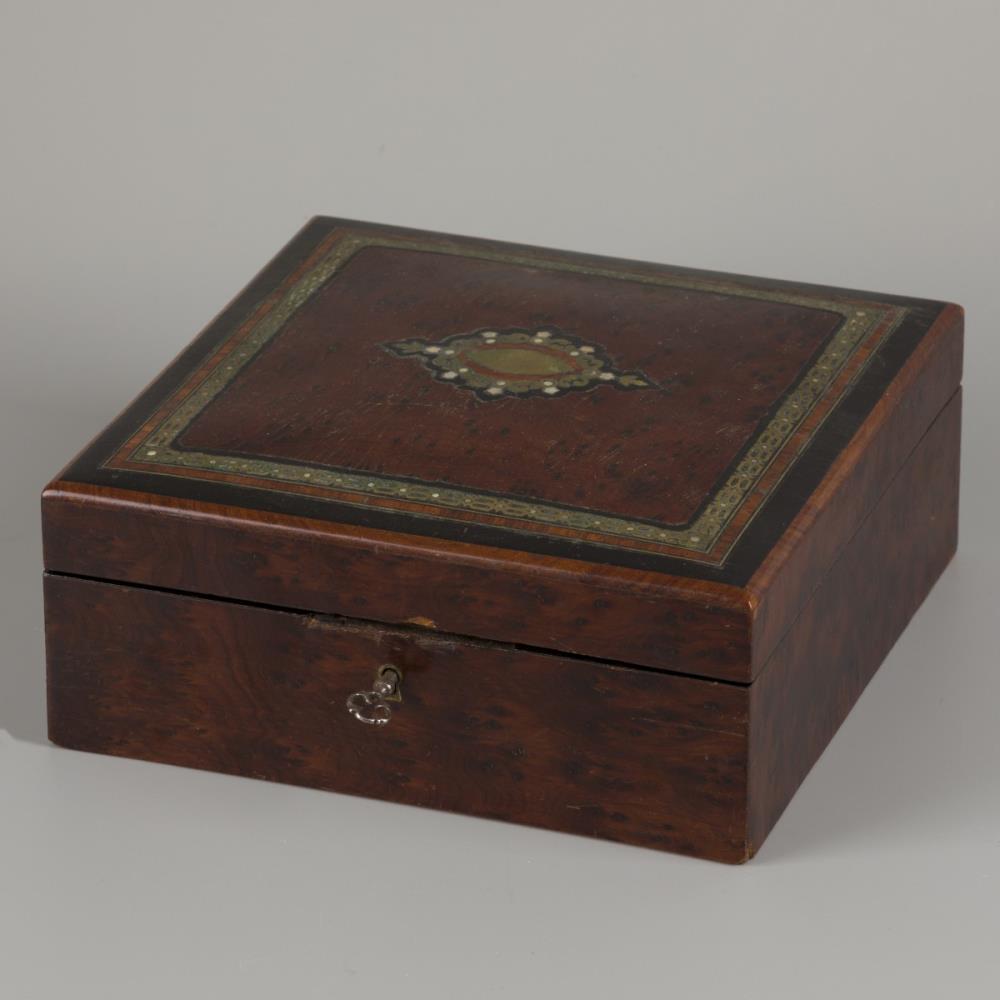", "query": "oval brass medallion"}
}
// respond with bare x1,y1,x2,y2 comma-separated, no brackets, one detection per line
384,327,653,400
463,344,583,379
